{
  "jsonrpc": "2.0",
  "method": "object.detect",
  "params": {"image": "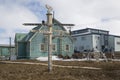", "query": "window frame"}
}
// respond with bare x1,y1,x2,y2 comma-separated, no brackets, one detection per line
52,43,57,52
40,43,45,52
65,44,70,51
